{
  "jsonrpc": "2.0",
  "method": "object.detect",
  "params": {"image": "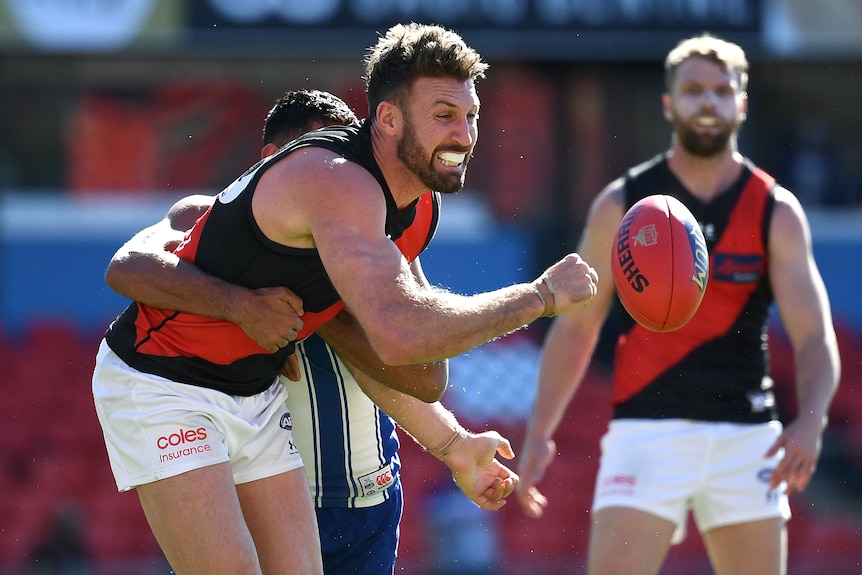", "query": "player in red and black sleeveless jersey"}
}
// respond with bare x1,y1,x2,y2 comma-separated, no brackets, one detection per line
99,88,522,575
519,35,839,575
94,24,600,575
613,154,777,423
105,122,440,396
